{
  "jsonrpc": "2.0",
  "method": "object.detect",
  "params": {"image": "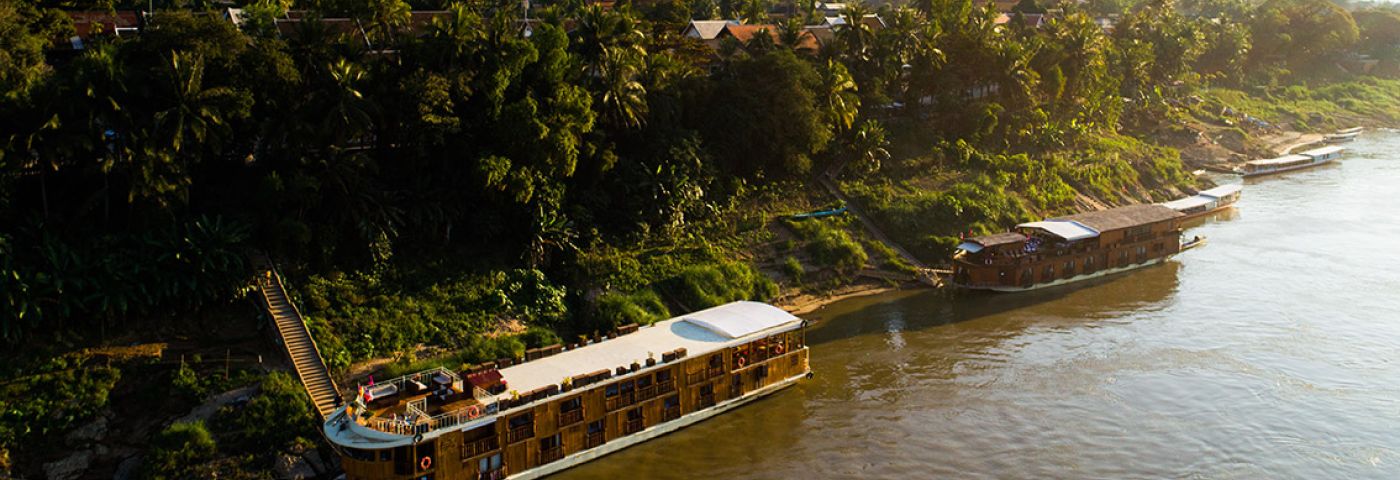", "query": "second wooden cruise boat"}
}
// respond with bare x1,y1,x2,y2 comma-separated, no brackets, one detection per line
323,301,810,480
951,204,1185,292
